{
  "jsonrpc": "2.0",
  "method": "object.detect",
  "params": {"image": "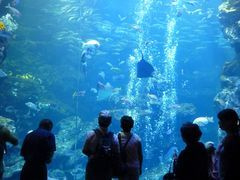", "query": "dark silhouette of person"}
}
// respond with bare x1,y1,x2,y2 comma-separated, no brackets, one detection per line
118,115,143,180
82,110,119,180
175,122,209,180
216,108,240,180
20,119,56,180
205,141,217,180
0,125,18,179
